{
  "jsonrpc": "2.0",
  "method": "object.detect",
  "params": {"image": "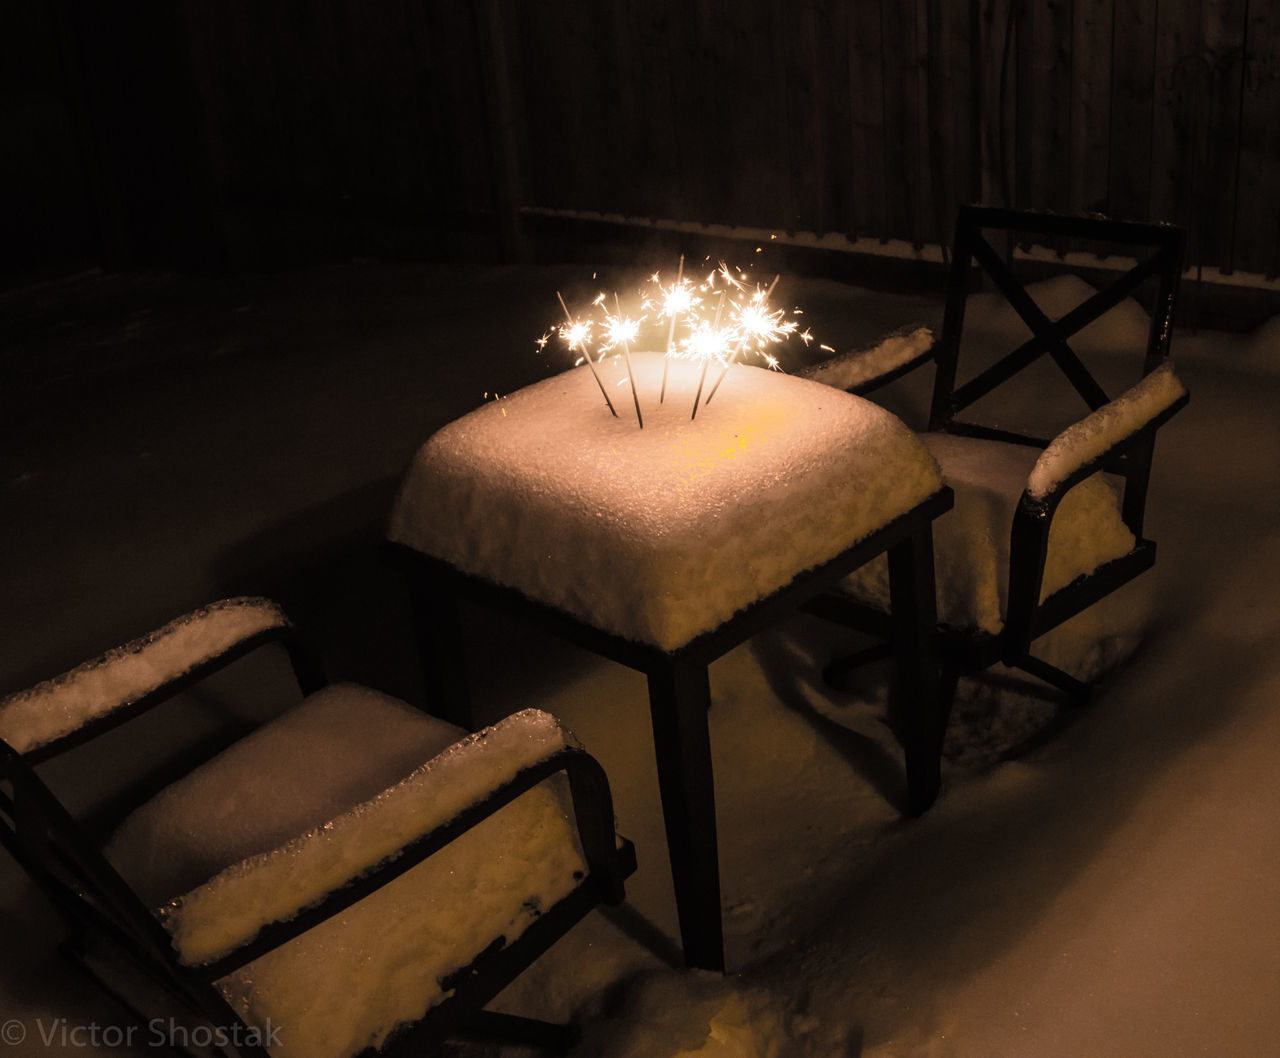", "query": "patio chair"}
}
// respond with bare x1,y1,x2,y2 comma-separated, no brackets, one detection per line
803,206,1189,801
0,597,636,1058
